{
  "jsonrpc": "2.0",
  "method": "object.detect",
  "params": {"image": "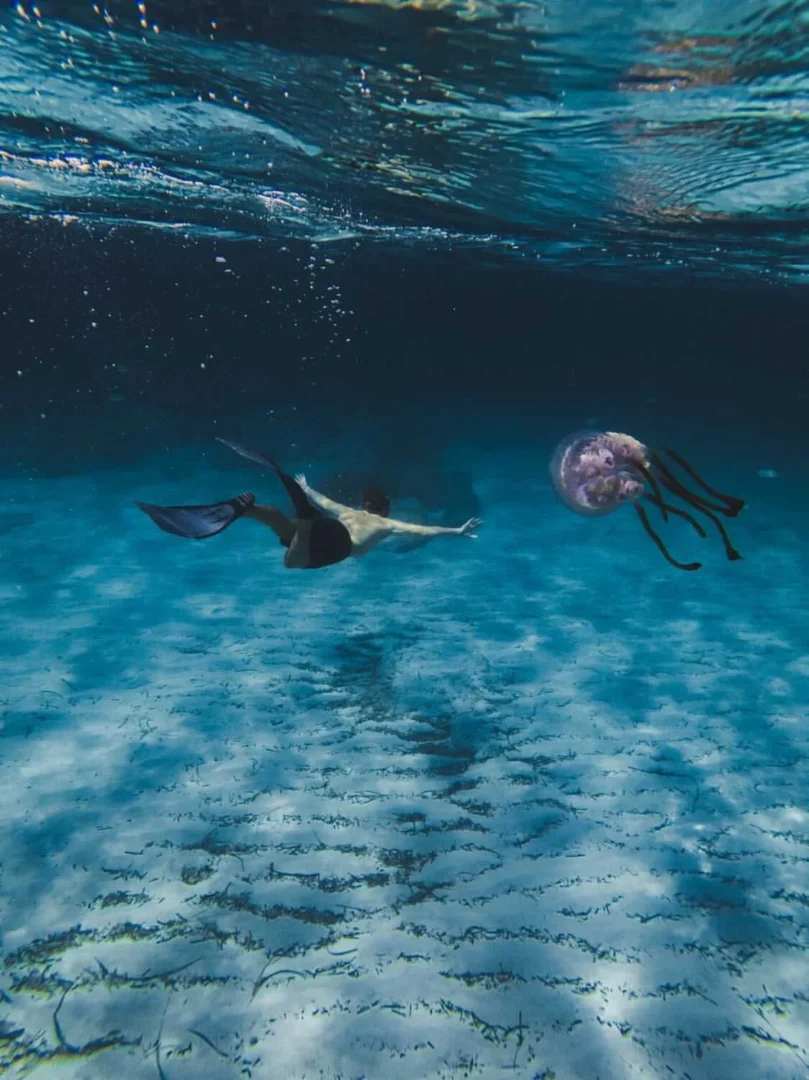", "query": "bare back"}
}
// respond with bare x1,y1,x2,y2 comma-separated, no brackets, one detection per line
294,476,481,557
333,508,400,557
